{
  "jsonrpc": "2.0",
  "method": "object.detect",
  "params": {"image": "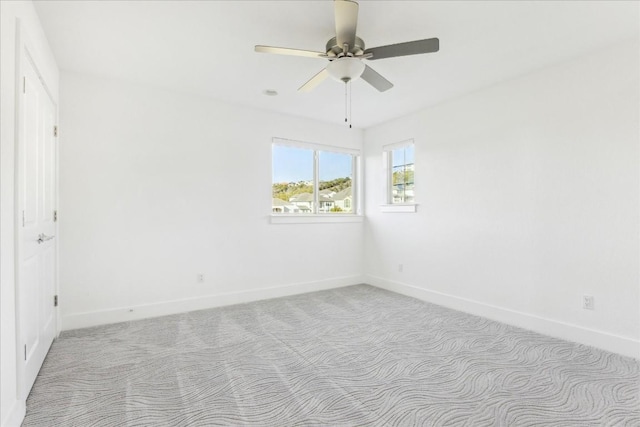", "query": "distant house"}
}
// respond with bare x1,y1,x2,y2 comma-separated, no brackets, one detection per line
333,187,352,212
289,193,313,212
318,190,335,212
272,198,297,213
283,188,352,213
